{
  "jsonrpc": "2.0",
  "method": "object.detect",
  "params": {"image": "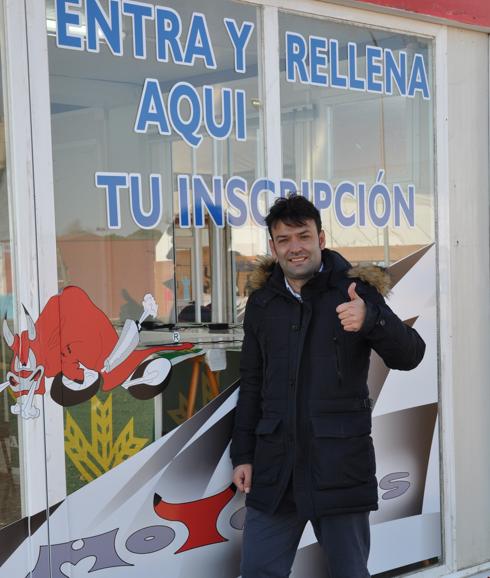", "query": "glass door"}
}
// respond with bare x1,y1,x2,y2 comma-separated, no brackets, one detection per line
0,71,22,547
0,6,50,575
